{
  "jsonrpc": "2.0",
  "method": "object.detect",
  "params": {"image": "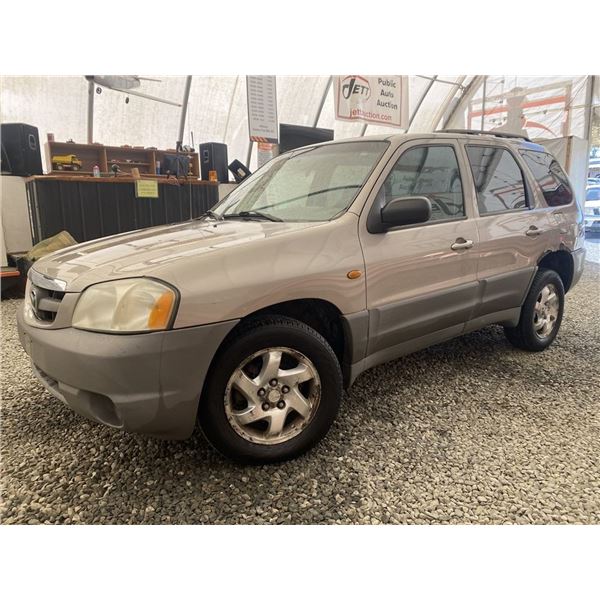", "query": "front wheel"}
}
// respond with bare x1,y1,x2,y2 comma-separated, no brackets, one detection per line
199,316,342,464
504,268,565,351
